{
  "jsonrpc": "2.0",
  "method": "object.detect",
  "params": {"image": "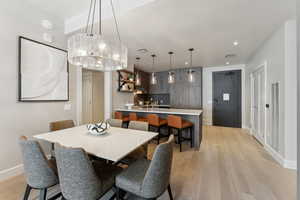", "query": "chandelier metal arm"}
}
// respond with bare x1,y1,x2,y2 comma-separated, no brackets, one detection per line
110,0,122,44
85,0,93,33
91,0,97,35
99,0,102,34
